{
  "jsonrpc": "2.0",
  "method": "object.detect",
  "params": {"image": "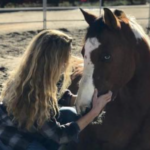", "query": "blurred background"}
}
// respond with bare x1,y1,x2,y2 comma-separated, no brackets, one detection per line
0,0,147,7
0,0,149,33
